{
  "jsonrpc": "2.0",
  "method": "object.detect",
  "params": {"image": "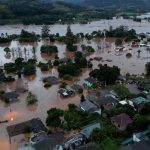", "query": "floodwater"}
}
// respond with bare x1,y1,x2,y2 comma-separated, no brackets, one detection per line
0,15,150,150
0,14,150,36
